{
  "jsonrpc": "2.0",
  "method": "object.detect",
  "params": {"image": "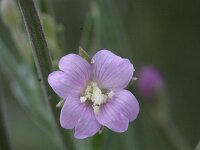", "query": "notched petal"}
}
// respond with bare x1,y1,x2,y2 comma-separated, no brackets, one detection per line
92,50,134,89
48,71,83,99
74,106,101,139
59,54,91,83
96,102,129,132
60,97,85,129
110,89,139,122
